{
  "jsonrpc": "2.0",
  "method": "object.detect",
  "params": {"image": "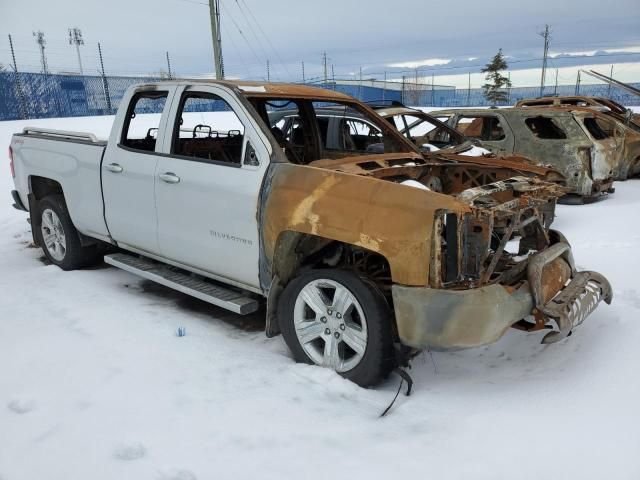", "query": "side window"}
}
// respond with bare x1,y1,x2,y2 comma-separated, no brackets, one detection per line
583,117,615,140
172,93,245,165
340,118,383,151
121,91,168,152
525,116,567,140
456,116,505,141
